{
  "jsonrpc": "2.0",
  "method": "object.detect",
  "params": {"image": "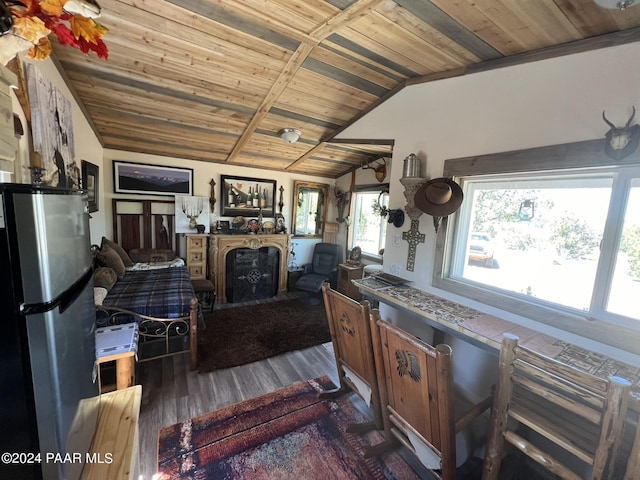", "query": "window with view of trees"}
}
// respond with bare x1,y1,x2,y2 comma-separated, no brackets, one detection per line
350,188,388,258
451,174,617,311
435,149,640,347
